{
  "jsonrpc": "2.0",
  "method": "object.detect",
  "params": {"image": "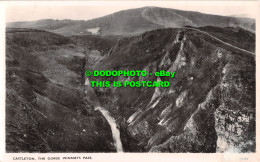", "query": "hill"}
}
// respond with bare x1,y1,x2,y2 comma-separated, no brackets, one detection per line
7,7,255,36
